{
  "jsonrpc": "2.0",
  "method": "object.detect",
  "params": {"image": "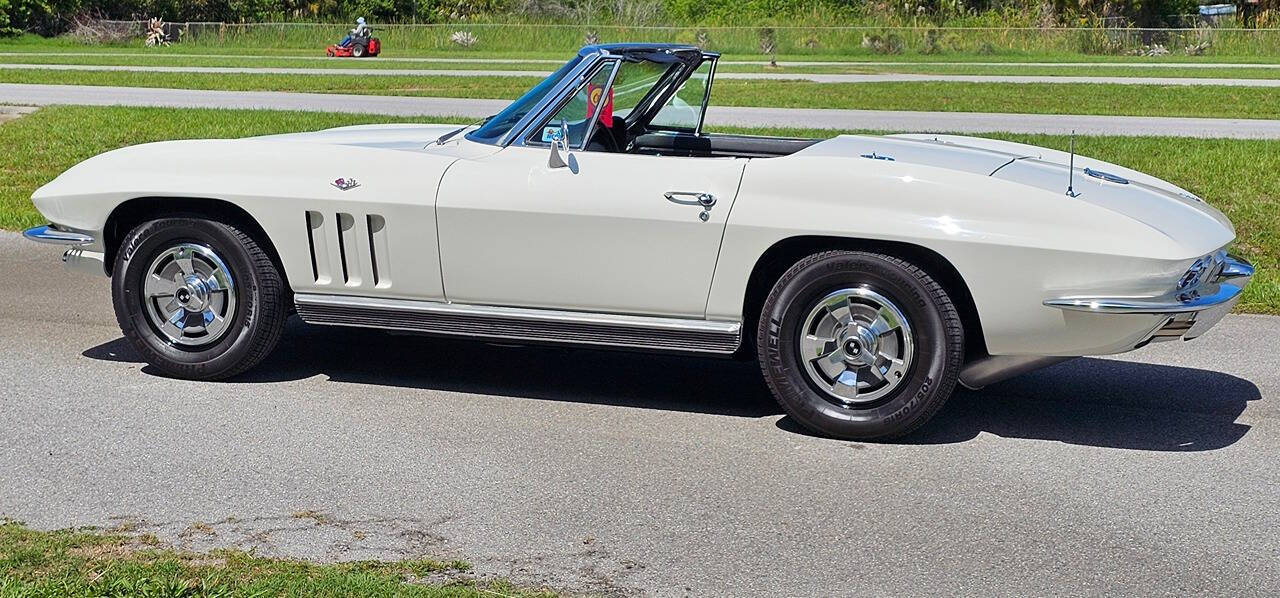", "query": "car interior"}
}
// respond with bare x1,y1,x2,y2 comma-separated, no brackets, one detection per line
545,49,823,160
